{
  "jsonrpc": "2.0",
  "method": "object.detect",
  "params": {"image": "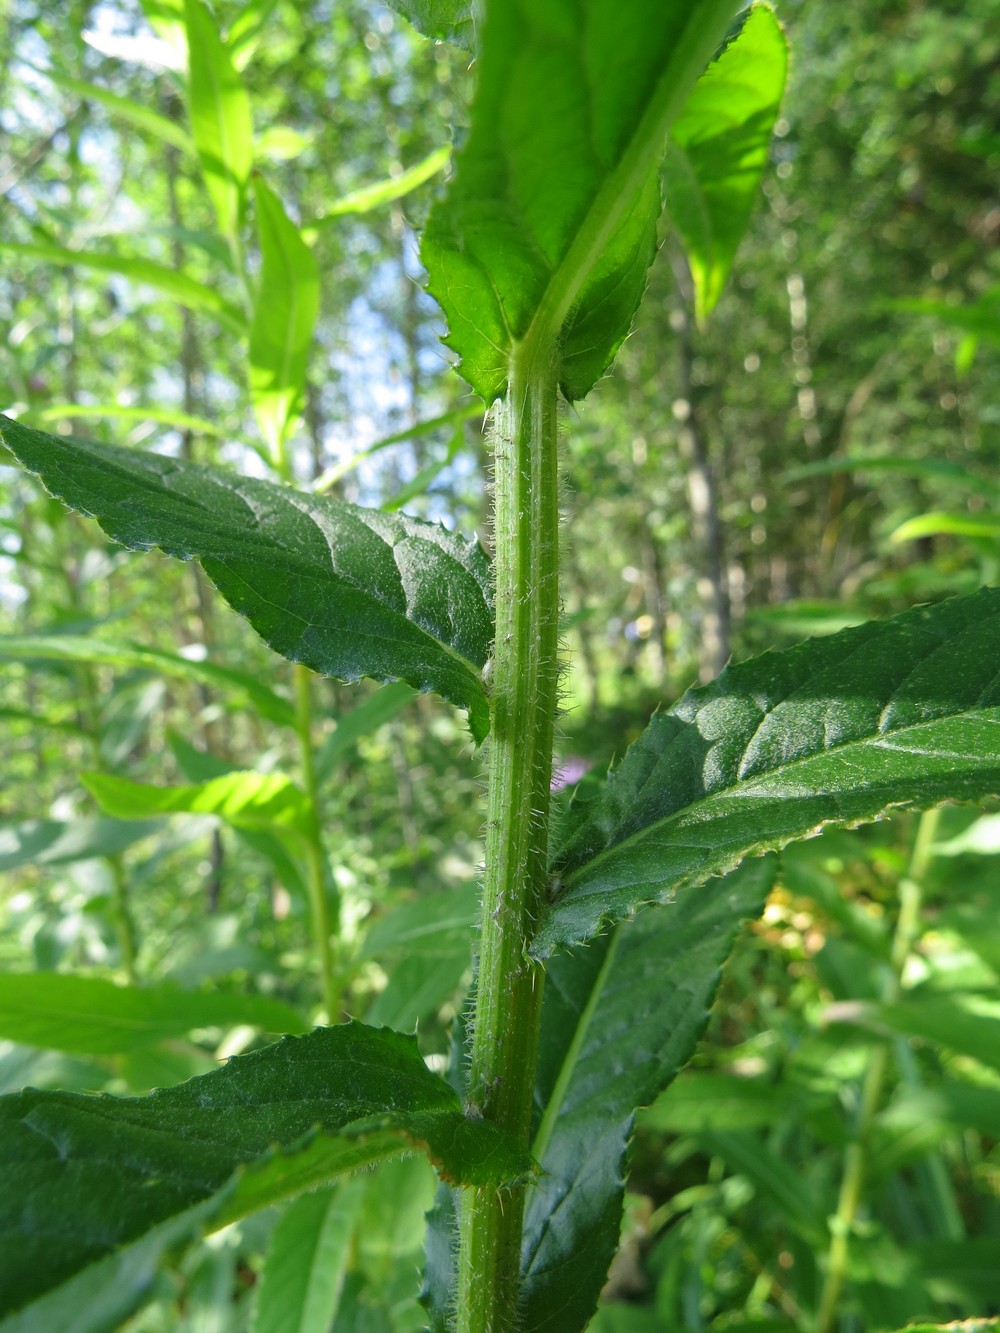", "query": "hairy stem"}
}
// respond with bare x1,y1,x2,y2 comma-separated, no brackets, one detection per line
815,806,940,1333
457,341,561,1331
